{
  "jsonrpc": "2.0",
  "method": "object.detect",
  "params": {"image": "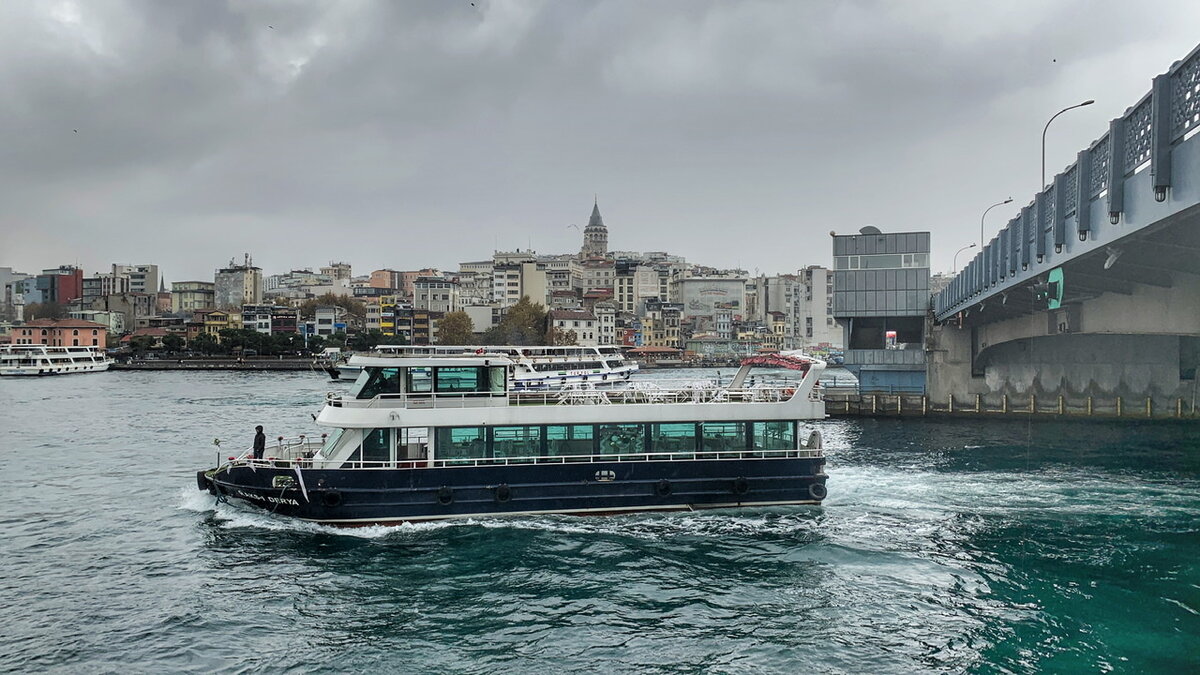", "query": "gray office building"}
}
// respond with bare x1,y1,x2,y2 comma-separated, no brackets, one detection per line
832,227,930,393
